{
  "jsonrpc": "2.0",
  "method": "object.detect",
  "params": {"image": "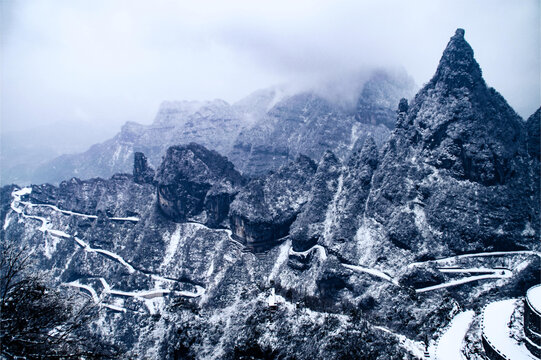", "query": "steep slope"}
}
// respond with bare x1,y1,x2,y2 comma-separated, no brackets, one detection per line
229,155,316,251
229,70,414,175
363,29,537,260
32,70,414,184
155,143,245,227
